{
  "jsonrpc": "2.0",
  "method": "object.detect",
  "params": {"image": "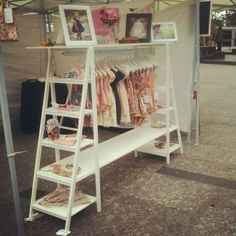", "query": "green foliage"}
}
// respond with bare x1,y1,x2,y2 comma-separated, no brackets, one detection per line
212,9,236,27
224,9,236,27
